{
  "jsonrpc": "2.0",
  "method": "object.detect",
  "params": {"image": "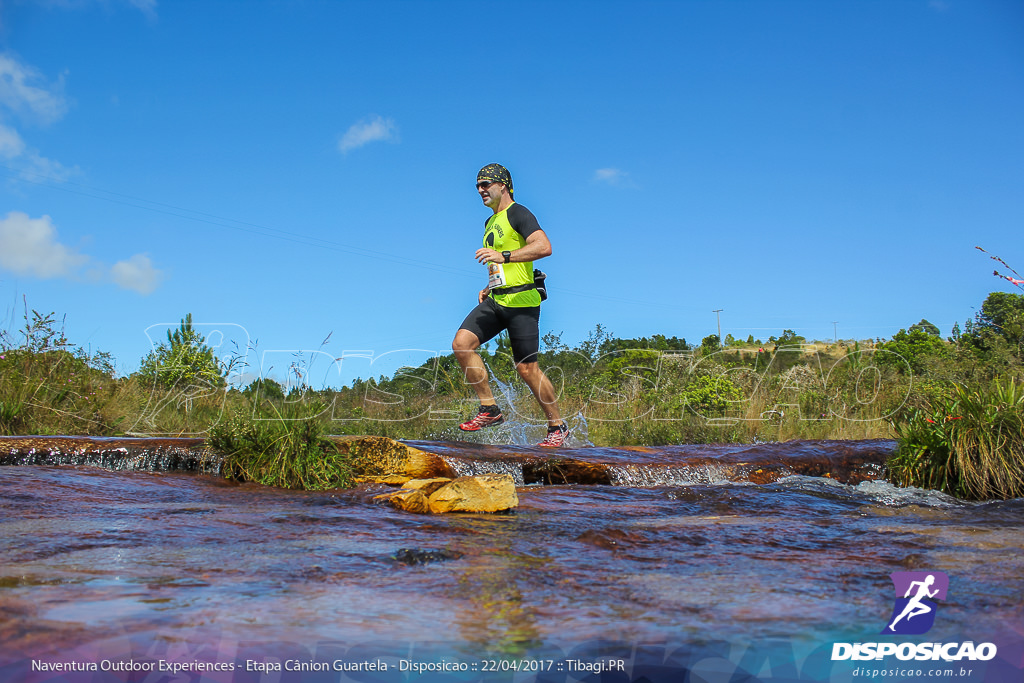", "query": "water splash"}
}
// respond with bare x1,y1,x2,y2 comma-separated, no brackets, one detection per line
431,362,595,448
438,410,594,448
486,368,595,447
564,413,593,448
488,369,552,445
427,415,537,446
